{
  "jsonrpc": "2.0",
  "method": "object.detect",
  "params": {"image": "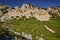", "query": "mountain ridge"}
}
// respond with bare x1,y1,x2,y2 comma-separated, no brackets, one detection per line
0,3,60,22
